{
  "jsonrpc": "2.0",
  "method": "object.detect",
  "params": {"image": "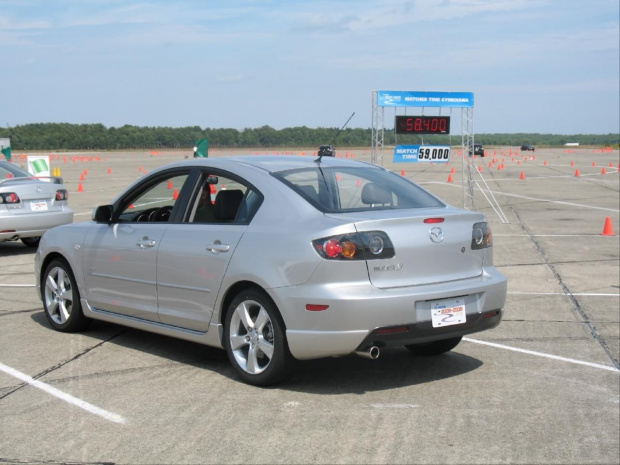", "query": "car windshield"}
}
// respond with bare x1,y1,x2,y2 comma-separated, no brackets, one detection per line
0,162,30,179
273,165,444,213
